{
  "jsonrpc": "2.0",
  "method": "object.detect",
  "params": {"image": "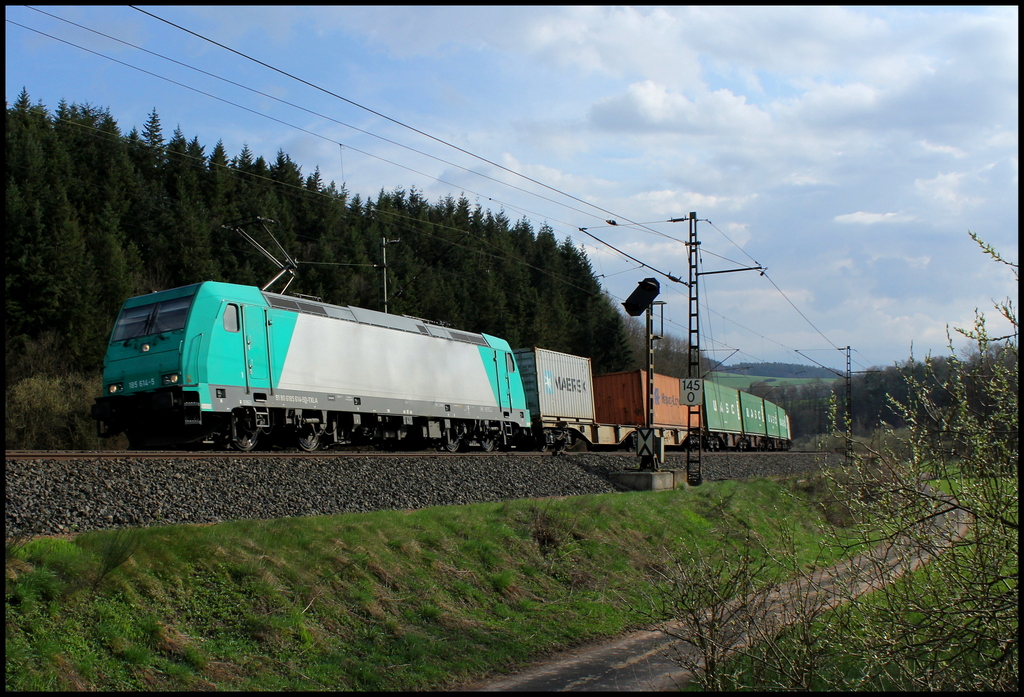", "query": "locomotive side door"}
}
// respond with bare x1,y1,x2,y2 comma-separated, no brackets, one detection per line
491,350,514,414
241,304,271,393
